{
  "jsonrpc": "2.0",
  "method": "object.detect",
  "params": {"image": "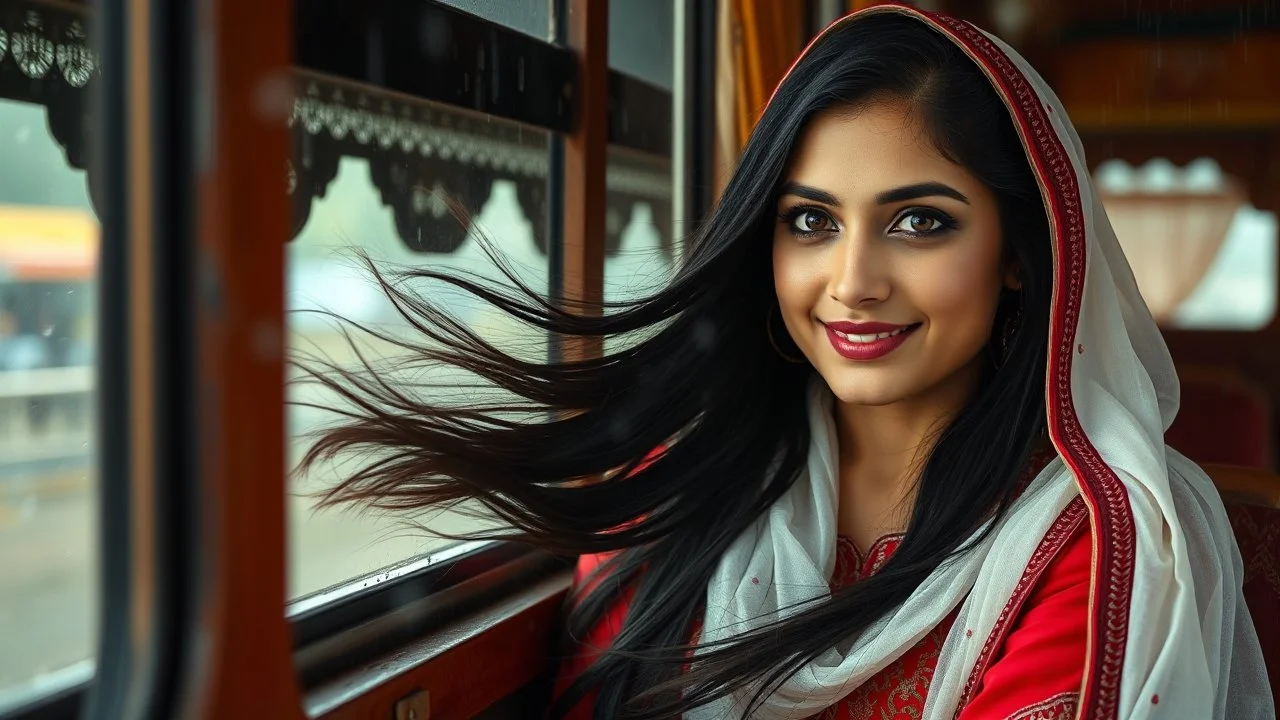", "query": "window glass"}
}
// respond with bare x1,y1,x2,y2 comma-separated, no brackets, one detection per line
604,0,678,352
1171,206,1277,330
603,147,675,355
437,0,552,41
0,3,101,705
609,0,674,90
1095,158,1278,331
287,74,549,599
